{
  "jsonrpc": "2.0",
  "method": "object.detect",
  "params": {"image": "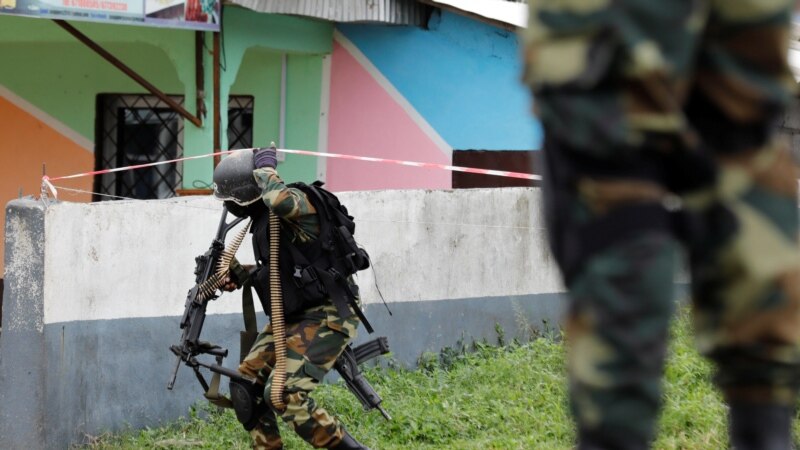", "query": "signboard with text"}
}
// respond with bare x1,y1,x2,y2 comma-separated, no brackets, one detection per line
0,0,220,31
